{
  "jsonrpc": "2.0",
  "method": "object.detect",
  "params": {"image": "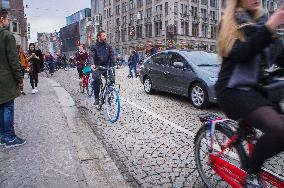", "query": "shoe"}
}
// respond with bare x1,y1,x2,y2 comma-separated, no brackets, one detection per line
5,136,26,148
21,91,26,95
32,89,36,94
0,137,6,146
94,97,99,105
245,173,265,188
34,87,39,93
